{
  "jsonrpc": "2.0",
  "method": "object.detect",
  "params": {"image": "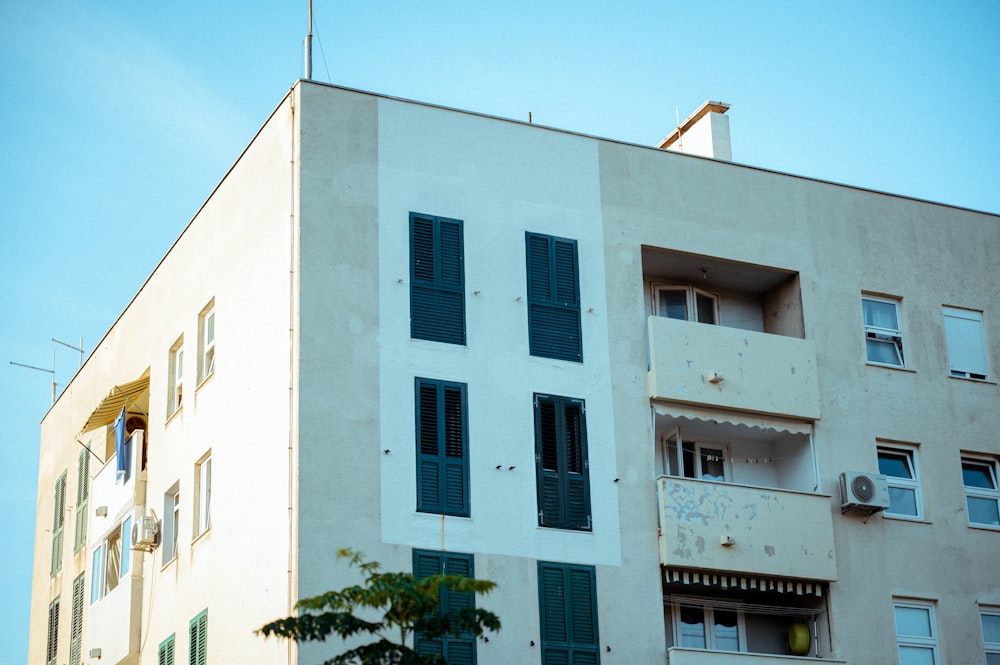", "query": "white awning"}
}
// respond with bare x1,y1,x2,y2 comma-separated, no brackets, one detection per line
652,402,812,436
664,566,825,597
80,370,150,434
